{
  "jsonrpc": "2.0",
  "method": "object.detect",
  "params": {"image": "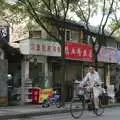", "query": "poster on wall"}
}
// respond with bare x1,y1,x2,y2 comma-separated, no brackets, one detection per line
98,47,117,63
116,50,120,64
0,26,9,42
